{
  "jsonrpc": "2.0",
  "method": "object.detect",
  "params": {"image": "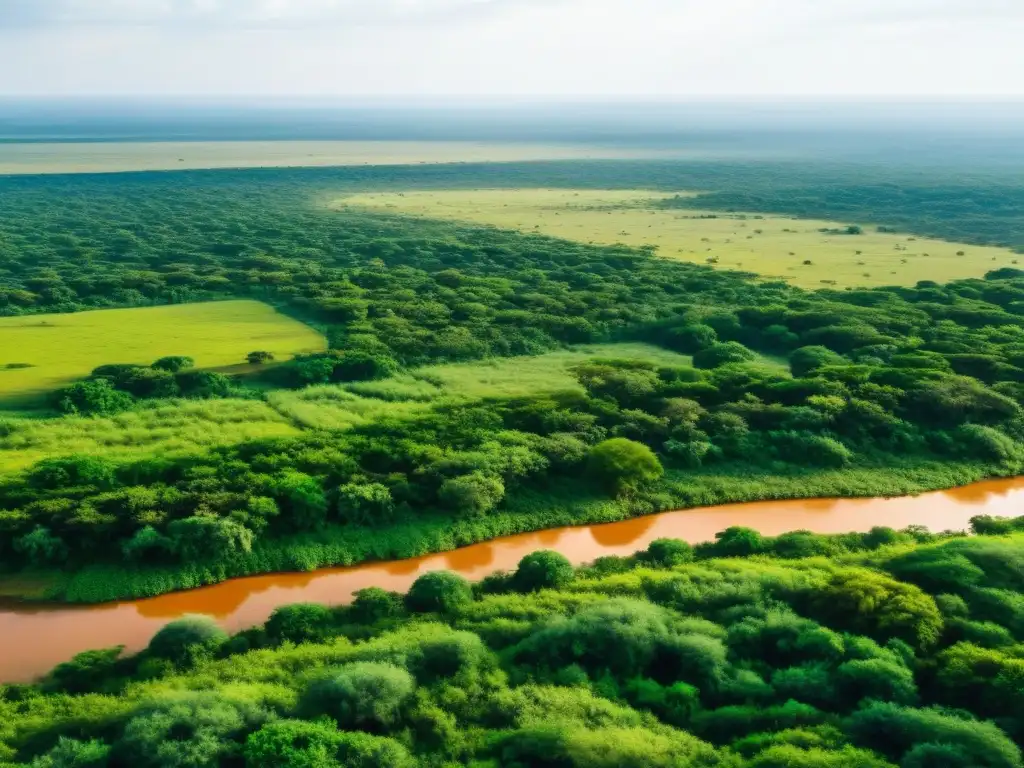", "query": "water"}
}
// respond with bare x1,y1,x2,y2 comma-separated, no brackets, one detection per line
1,477,1022,683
